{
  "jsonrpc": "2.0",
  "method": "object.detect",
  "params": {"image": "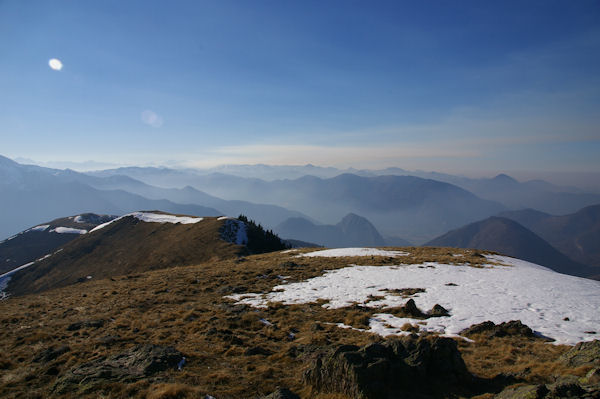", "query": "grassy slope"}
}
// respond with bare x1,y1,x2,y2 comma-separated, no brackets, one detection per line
6,216,244,296
0,247,590,399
